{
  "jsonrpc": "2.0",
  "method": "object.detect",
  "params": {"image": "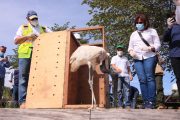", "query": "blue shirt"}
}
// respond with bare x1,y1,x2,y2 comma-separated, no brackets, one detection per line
0,57,10,78
163,24,180,57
